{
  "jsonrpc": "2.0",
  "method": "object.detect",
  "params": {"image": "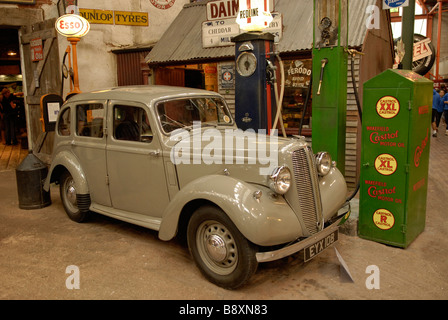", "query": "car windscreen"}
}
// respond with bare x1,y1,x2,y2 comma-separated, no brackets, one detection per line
156,97,233,134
